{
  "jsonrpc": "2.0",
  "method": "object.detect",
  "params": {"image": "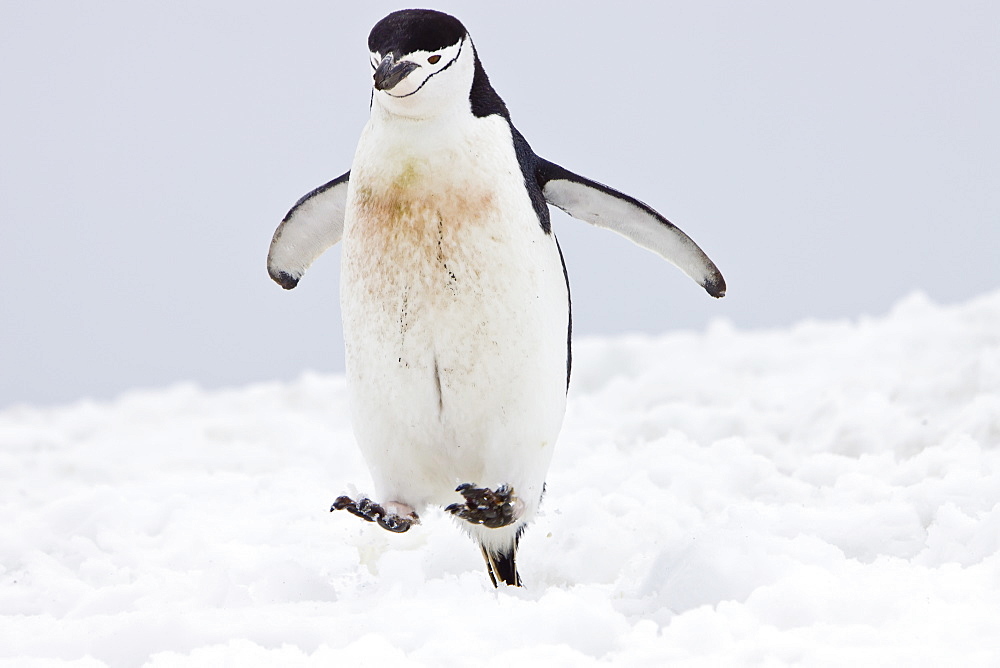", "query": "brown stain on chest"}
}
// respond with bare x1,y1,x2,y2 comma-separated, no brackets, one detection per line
344,160,506,374
348,163,499,274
